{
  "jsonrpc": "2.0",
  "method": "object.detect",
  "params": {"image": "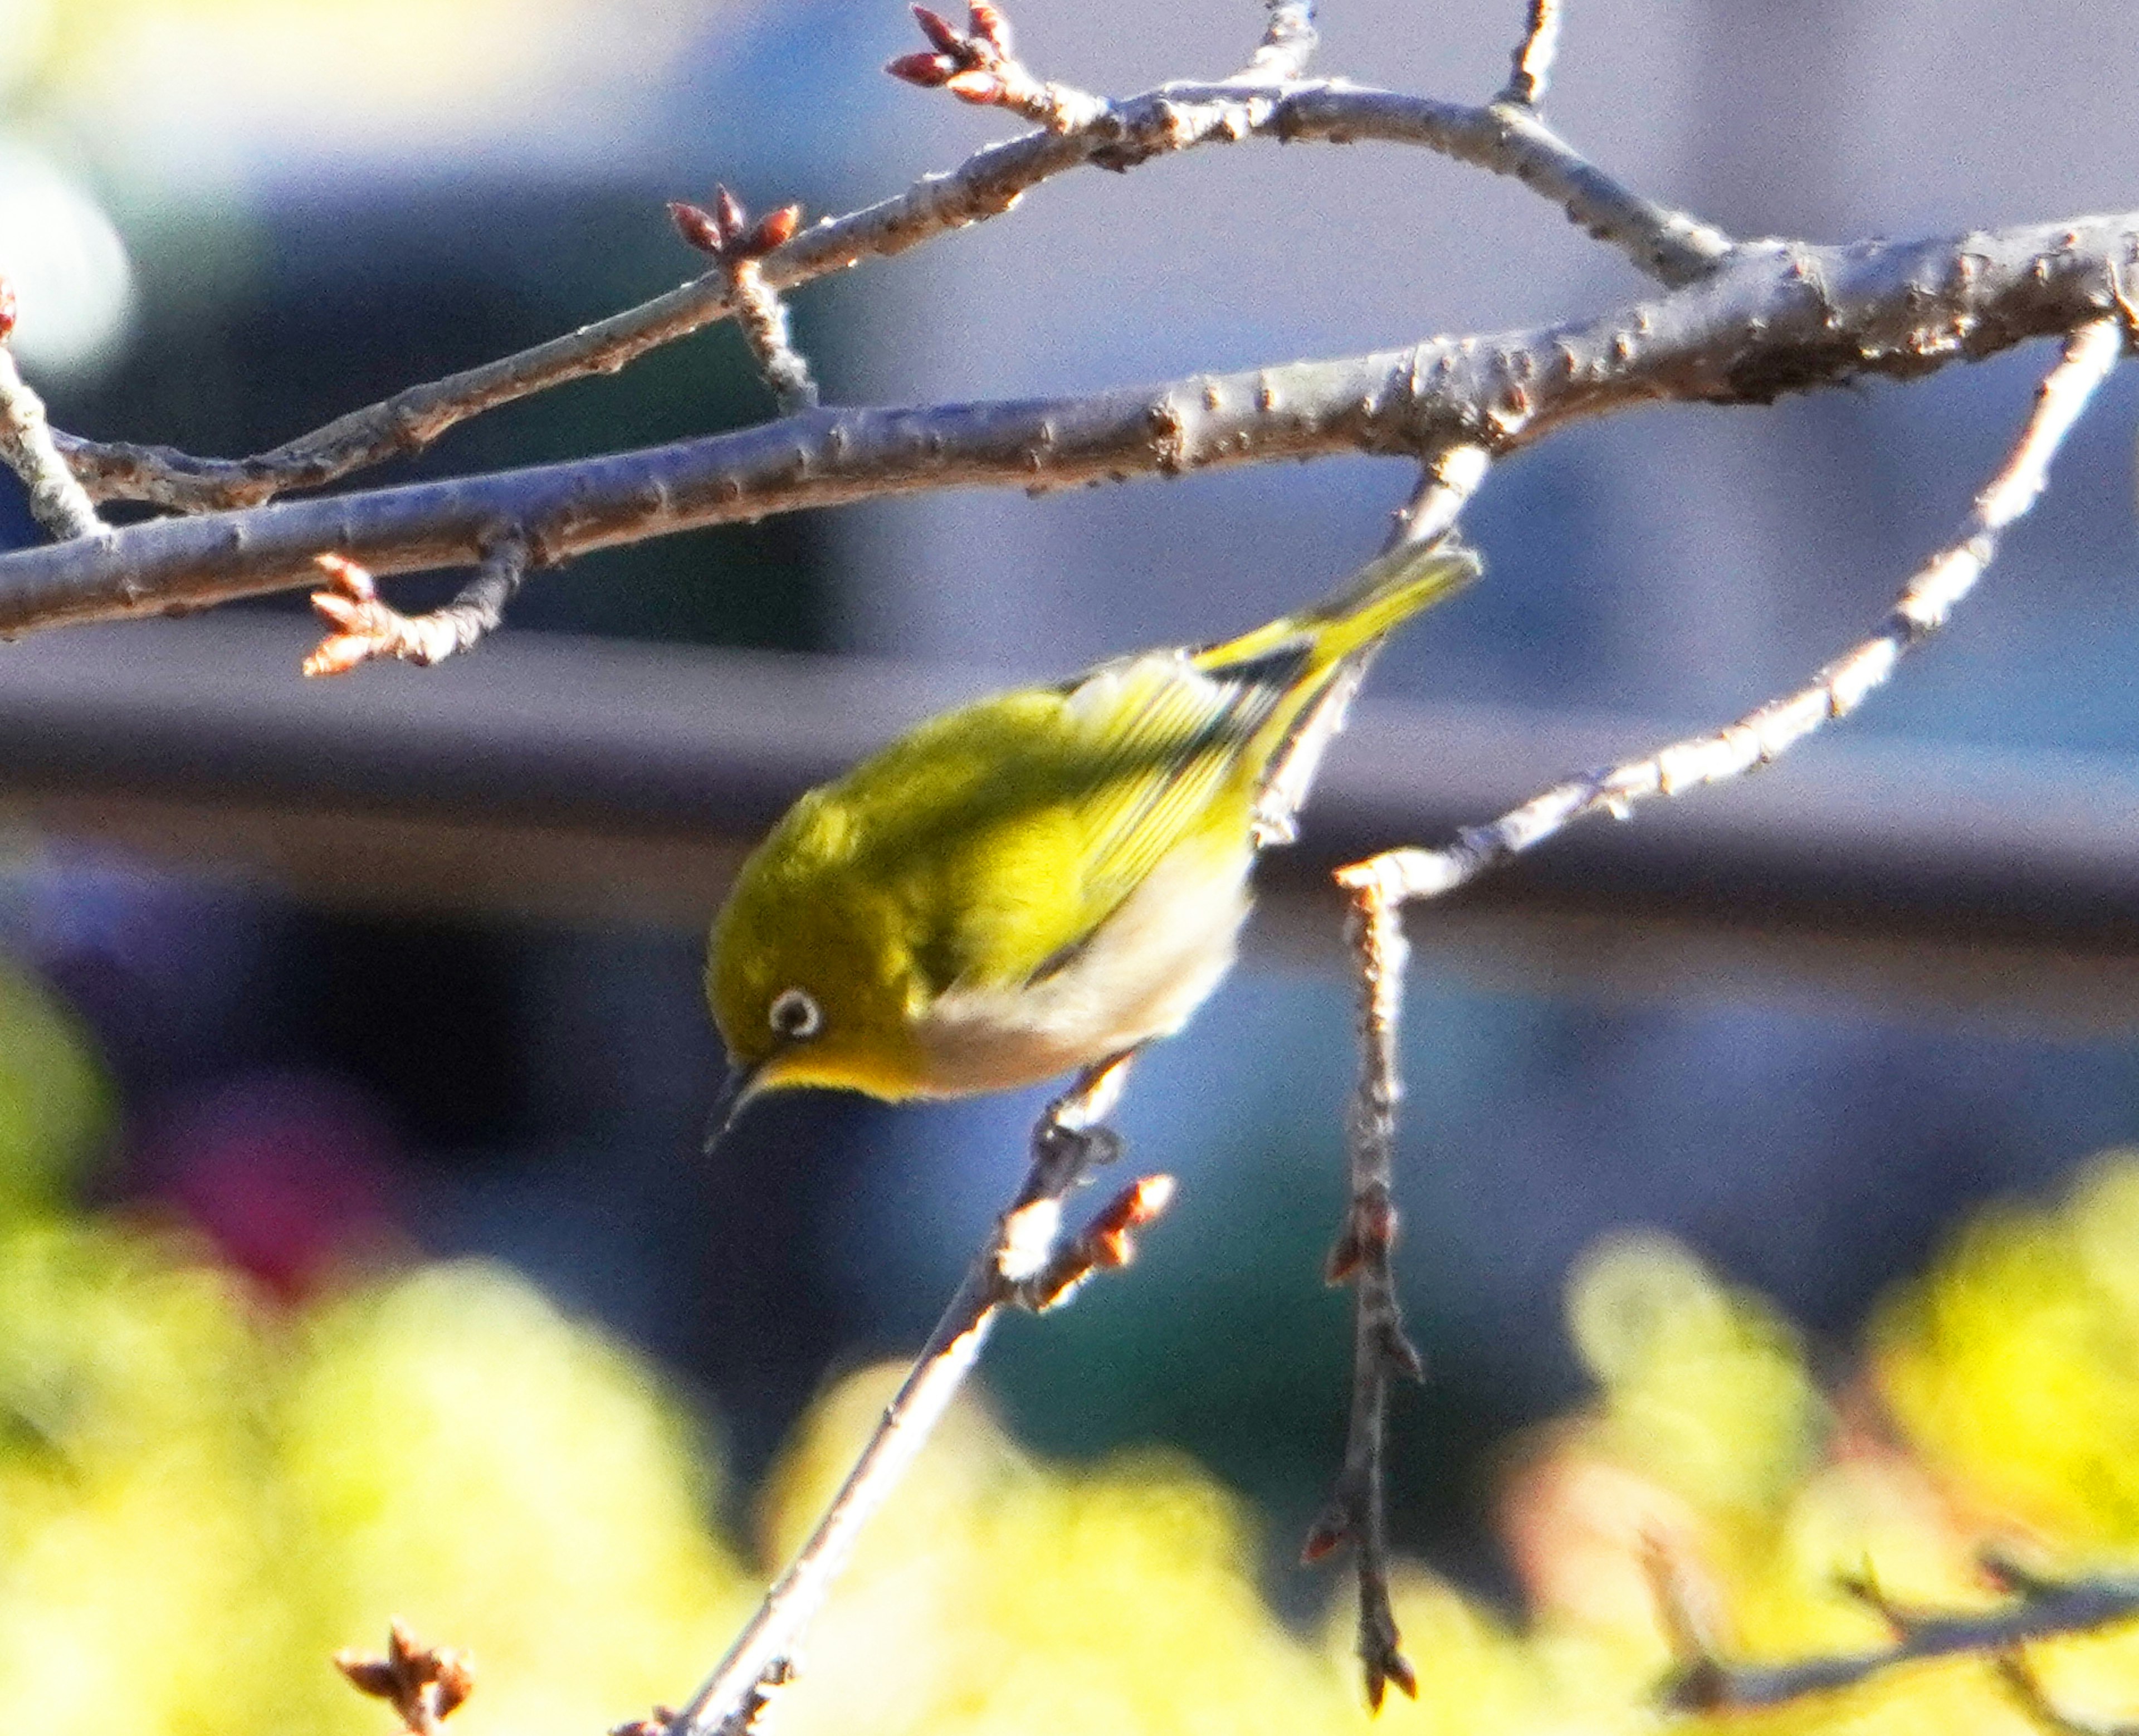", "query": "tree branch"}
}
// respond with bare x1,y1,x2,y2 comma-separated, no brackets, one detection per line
1232,0,1318,82
2,213,2120,638
1499,0,1564,106
668,1055,1169,1736
48,72,1725,517
1301,881,1425,1709
1665,1559,2139,1713
0,278,103,541
1341,313,2126,908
